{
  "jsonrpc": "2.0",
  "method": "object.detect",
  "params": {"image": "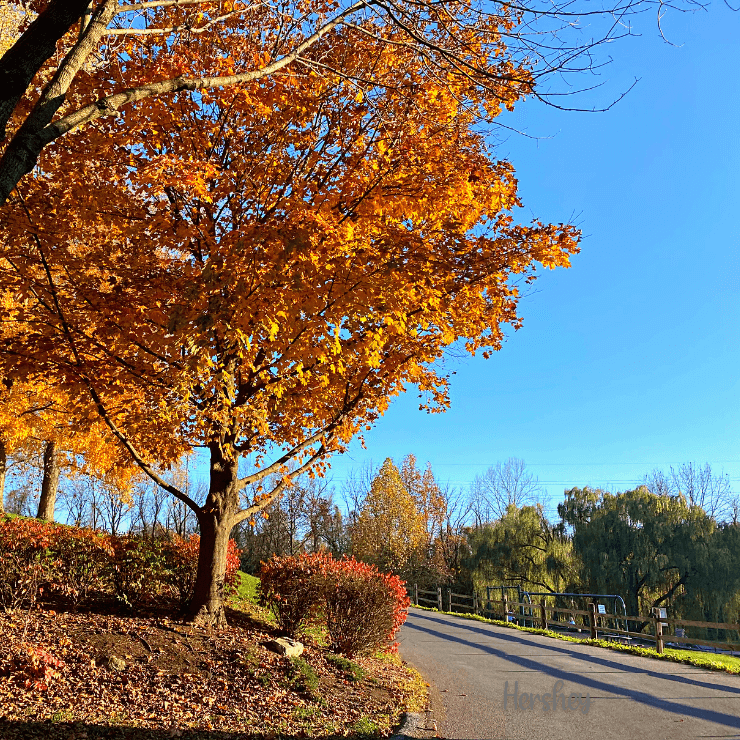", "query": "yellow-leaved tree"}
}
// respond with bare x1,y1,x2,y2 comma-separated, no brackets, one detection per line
400,454,451,582
352,458,427,579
